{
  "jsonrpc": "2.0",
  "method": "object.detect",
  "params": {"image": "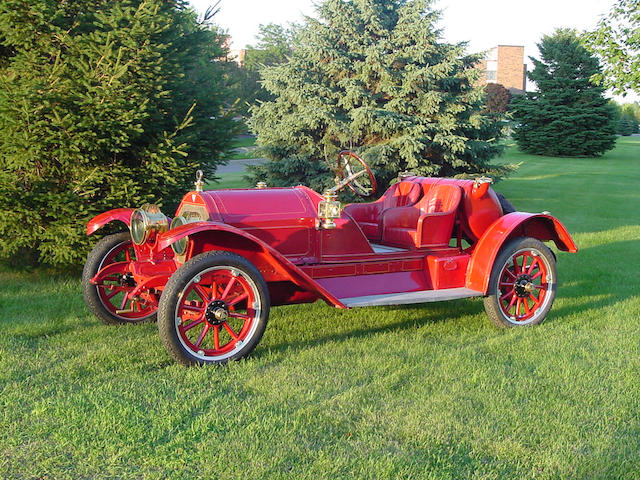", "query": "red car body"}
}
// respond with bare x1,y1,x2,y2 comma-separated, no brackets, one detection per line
84,169,577,365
